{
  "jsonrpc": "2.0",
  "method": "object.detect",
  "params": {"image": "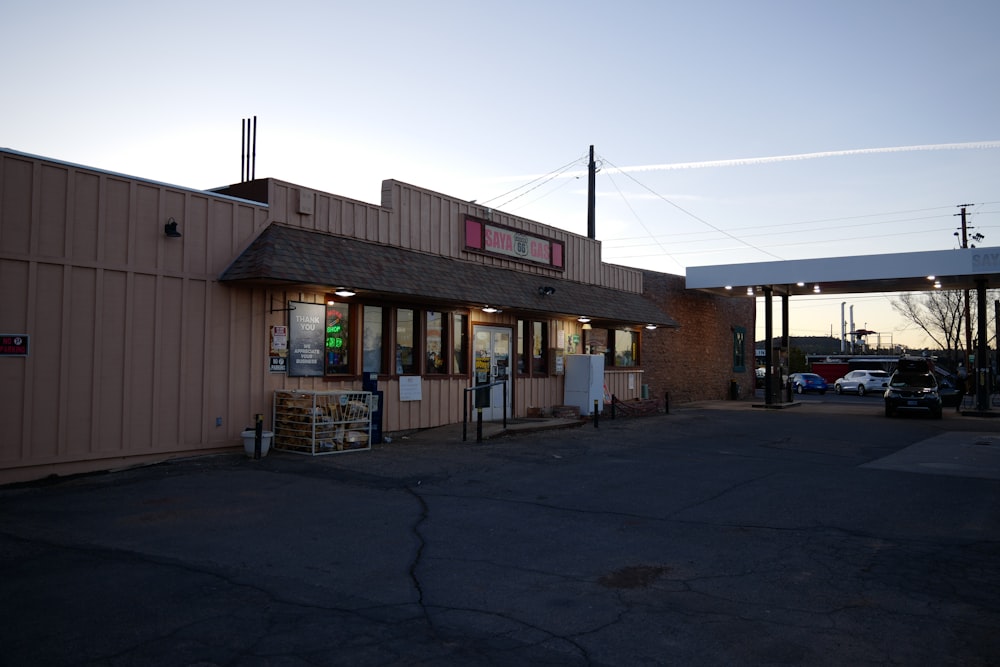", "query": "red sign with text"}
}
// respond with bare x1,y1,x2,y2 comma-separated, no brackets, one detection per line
464,216,564,270
0,334,29,356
